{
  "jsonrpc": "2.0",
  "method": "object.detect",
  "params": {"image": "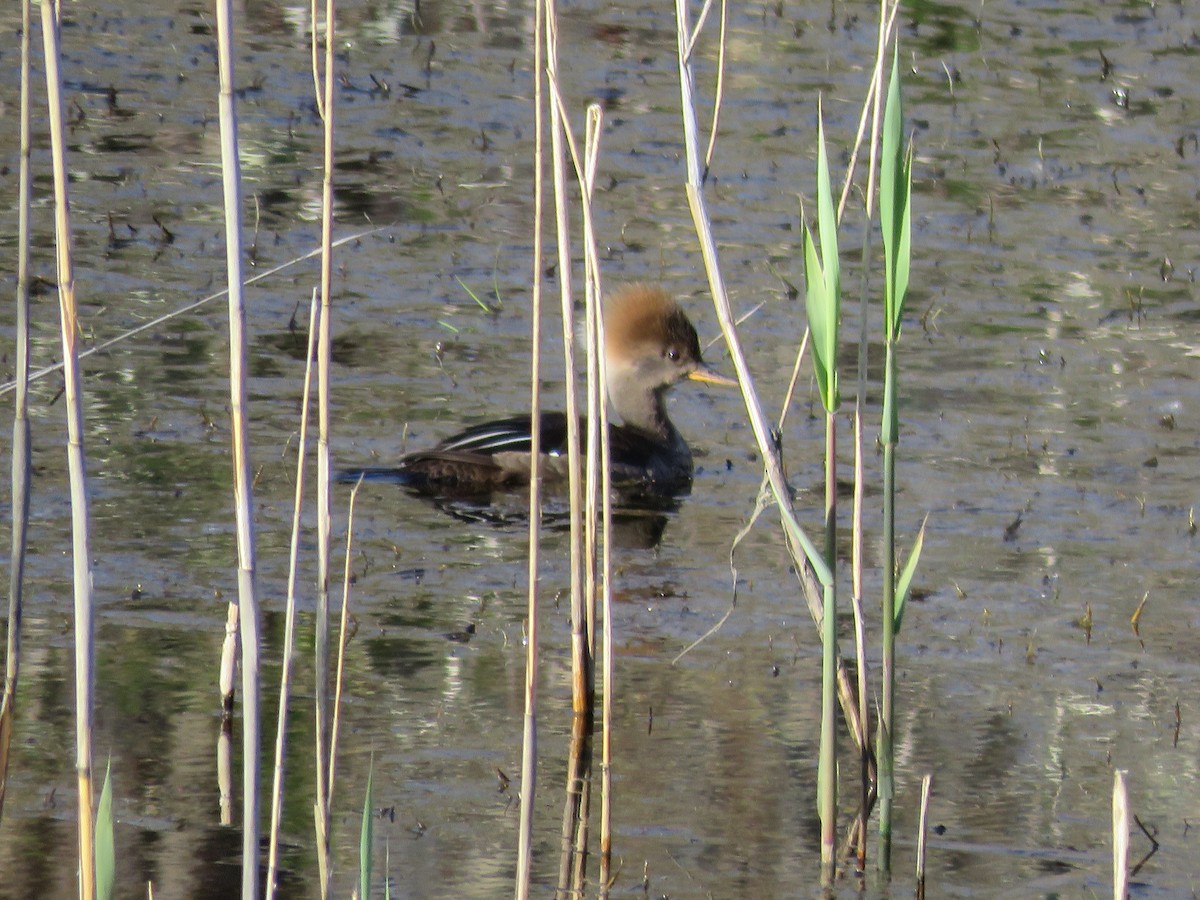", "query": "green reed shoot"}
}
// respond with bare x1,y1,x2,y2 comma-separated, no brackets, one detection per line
358,757,374,900
95,760,114,900
802,100,841,881
877,43,915,873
